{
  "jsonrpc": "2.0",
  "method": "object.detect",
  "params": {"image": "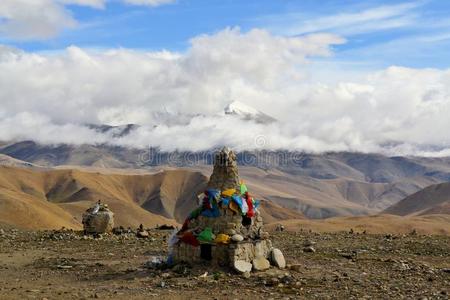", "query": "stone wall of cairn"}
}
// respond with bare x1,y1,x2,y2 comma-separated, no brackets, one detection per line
172,239,272,267
229,239,272,262
187,207,264,238
173,243,231,266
